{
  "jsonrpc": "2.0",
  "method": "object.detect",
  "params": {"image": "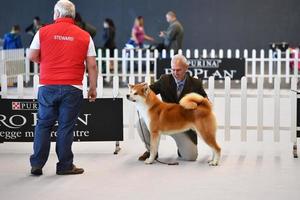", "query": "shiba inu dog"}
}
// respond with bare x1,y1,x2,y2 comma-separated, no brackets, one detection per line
127,82,221,166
